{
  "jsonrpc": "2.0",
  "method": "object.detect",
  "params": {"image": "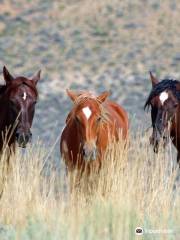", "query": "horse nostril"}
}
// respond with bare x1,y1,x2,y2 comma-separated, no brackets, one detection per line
174,103,178,108
92,150,97,160
82,148,86,157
